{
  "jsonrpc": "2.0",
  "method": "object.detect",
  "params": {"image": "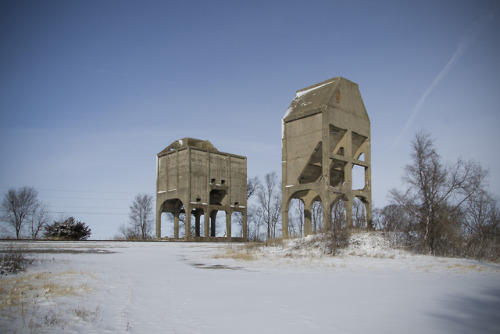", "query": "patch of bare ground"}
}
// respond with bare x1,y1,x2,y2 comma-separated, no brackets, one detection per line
213,245,258,261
